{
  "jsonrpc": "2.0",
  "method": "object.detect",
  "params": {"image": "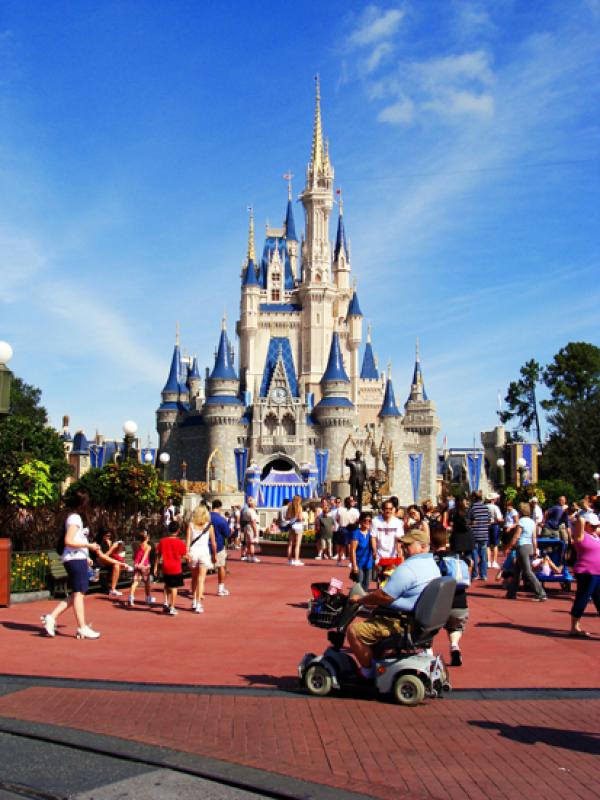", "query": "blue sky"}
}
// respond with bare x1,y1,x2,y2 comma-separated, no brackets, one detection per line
1,0,599,449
